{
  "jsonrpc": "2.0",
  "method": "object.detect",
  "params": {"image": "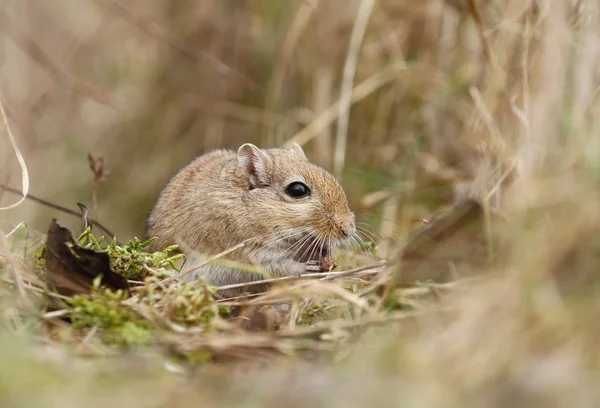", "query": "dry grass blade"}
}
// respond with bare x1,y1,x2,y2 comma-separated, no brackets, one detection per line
0,98,28,211
3,1,600,406
166,306,452,362
0,234,30,304
277,306,453,338
214,260,387,294
466,0,494,66
158,242,246,285
267,0,317,131
166,332,330,359
334,0,375,179
284,63,406,148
